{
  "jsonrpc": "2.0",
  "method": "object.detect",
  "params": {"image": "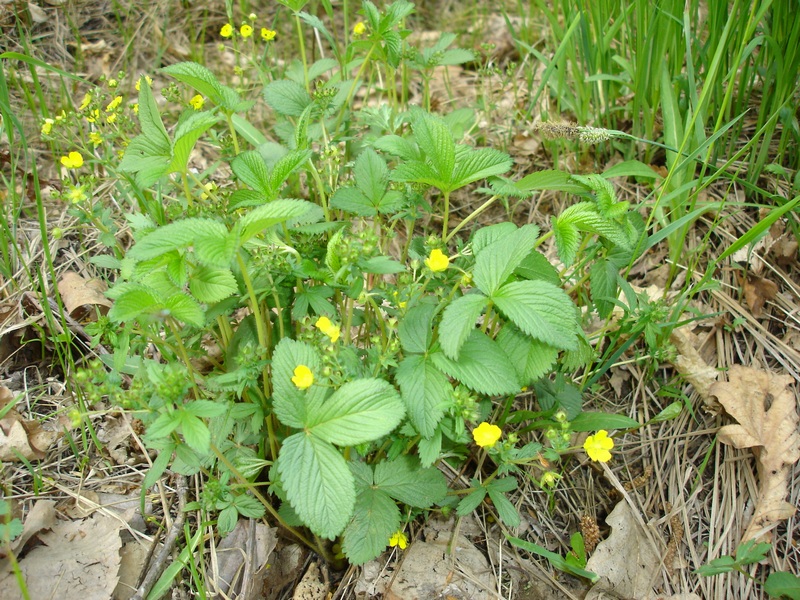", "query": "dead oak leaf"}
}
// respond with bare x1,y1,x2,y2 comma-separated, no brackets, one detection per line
740,272,778,318
710,365,800,541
